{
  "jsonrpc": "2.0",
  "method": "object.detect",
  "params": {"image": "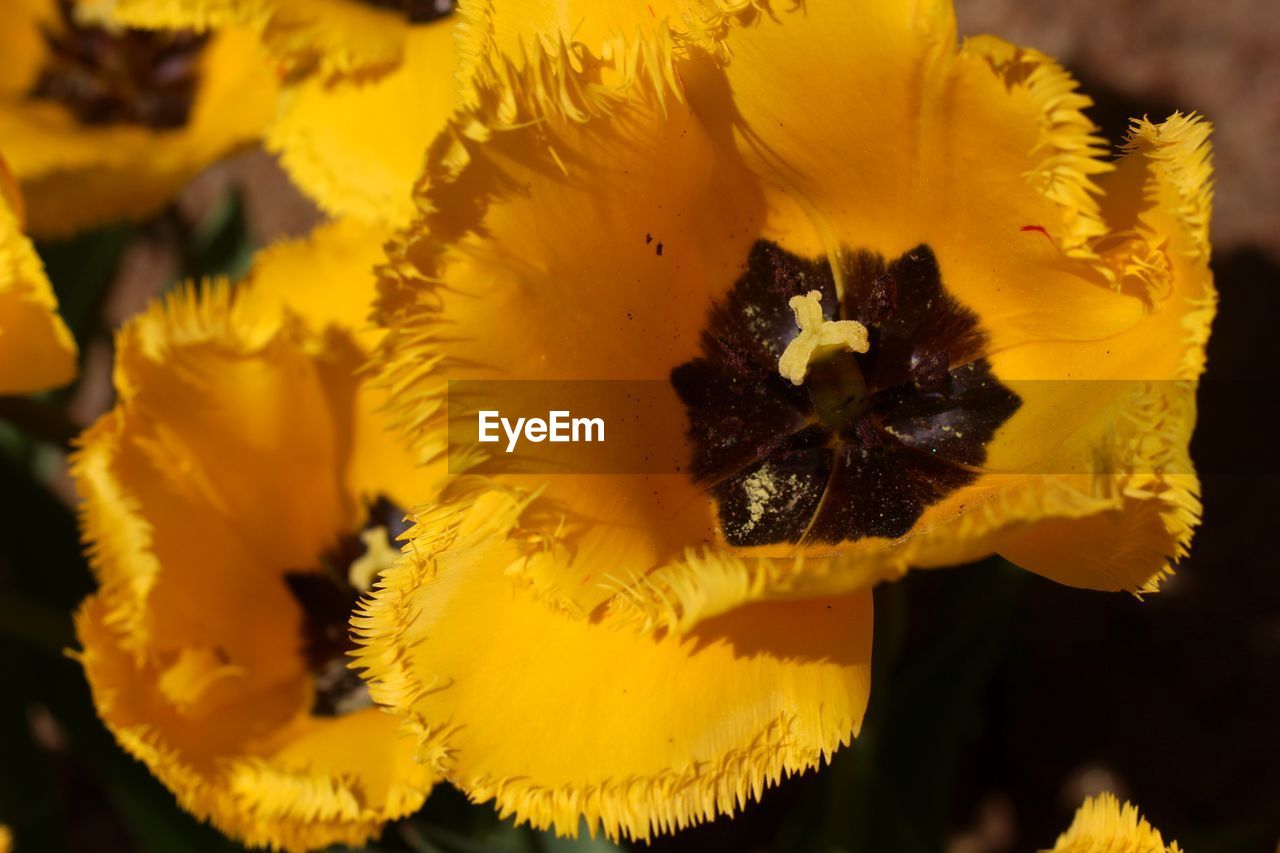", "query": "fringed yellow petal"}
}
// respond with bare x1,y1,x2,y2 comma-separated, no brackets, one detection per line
222,708,433,849
237,216,447,508
1123,114,1214,261
115,0,412,79
238,217,387,344
266,22,459,226
612,378,1203,636
421,0,686,193
680,3,1133,355
353,488,873,841
73,415,165,654
990,385,1200,594
994,113,1215,385
452,0,682,122
0,20,277,236
963,35,1112,260
73,283,350,691
1048,793,1182,853
0,160,77,393
78,598,430,852
264,0,409,79
977,113,1215,594
375,69,770,616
